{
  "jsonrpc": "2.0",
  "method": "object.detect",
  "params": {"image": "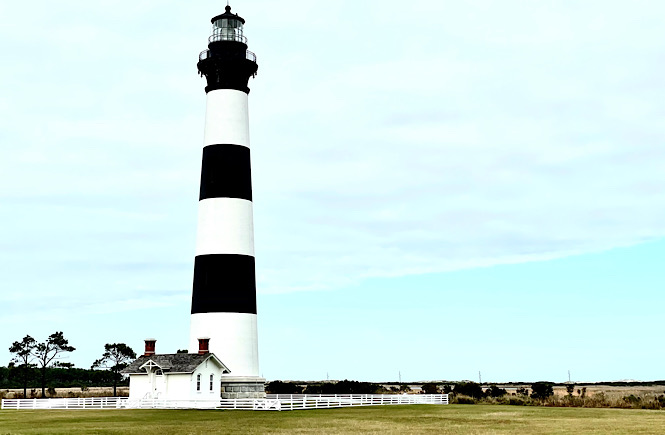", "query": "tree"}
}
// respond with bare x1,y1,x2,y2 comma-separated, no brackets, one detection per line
92,343,136,396
485,384,508,398
34,332,76,397
421,383,440,394
530,382,554,400
516,386,529,396
8,335,36,398
453,382,484,399
565,383,575,396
